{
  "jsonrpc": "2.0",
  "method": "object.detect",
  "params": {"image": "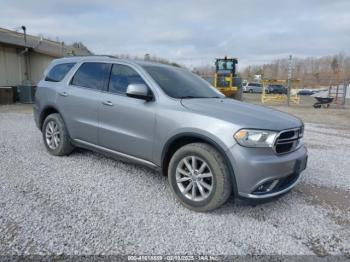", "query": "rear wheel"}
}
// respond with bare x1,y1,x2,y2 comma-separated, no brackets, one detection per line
168,143,232,212
236,88,243,101
42,113,74,156
313,102,322,109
